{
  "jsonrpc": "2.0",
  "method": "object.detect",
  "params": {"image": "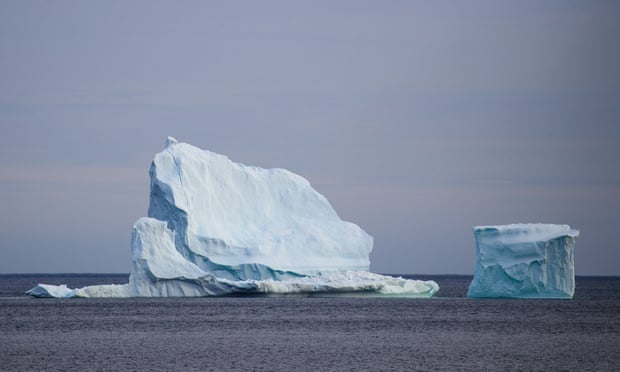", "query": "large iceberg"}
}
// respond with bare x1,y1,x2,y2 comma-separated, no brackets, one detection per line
27,137,438,298
467,223,578,299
